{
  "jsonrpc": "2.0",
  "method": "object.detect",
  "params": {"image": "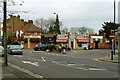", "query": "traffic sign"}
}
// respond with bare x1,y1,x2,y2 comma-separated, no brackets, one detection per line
109,33,116,39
